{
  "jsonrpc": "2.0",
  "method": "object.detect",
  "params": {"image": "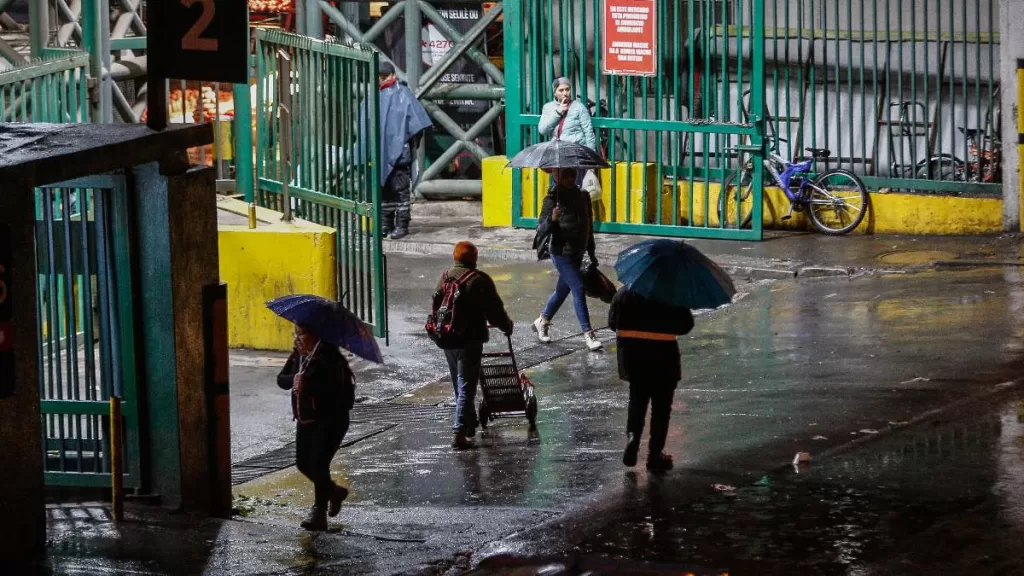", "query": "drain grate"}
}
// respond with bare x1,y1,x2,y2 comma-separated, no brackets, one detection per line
232,403,451,485
350,403,450,424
